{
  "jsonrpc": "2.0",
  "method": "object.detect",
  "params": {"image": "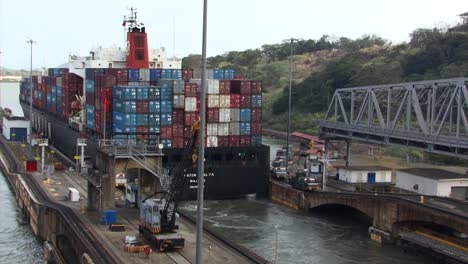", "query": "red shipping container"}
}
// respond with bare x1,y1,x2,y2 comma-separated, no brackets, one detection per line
172,109,184,124
137,134,149,143
172,124,184,138
230,94,241,108
251,122,262,136
240,81,252,94
95,74,116,88
184,112,200,126
137,101,149,113
182,69,193,82
239,136,251,146
172,137,184,148
207,108,219,123
185,83,198,97
218,136,230,147
183,126,192,138
108,68,129,85
251,108,262,122
183,138,192,148
219,80,231,94
137,126,150,134
229,136,240,146
252,80,263,94
240,95,251,108
161,126,172,138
